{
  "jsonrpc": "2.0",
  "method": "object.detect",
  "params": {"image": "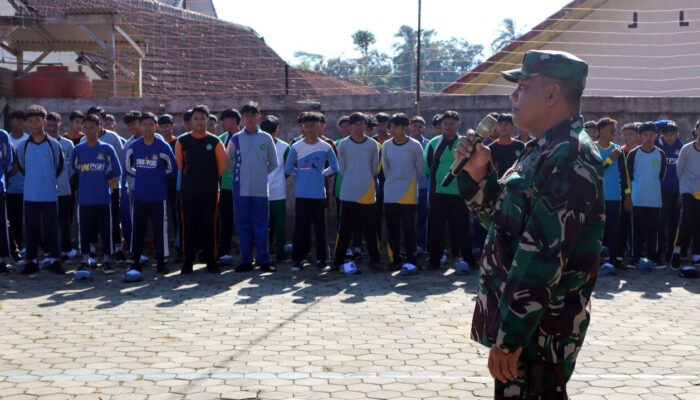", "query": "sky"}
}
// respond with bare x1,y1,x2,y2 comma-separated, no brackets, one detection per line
213,0,572,64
